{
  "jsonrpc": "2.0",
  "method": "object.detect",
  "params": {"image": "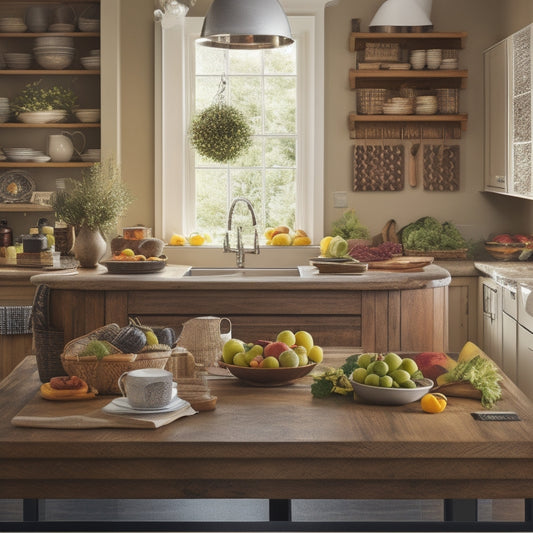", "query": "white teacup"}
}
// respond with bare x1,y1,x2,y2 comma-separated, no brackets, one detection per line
118,368,175,409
